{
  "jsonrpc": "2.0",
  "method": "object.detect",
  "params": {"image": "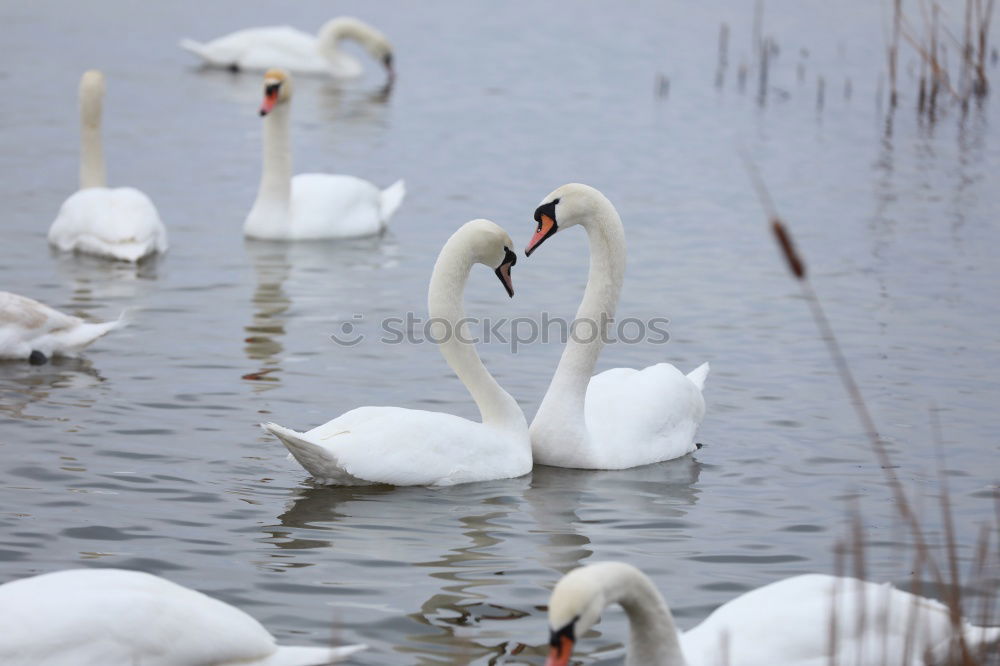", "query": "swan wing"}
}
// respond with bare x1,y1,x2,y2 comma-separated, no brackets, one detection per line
582,361,707,468
0,569,363,666
266,406,530,487
0,292,122,359
49,187,167,262
681,574,1000,666
286,174,397,239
